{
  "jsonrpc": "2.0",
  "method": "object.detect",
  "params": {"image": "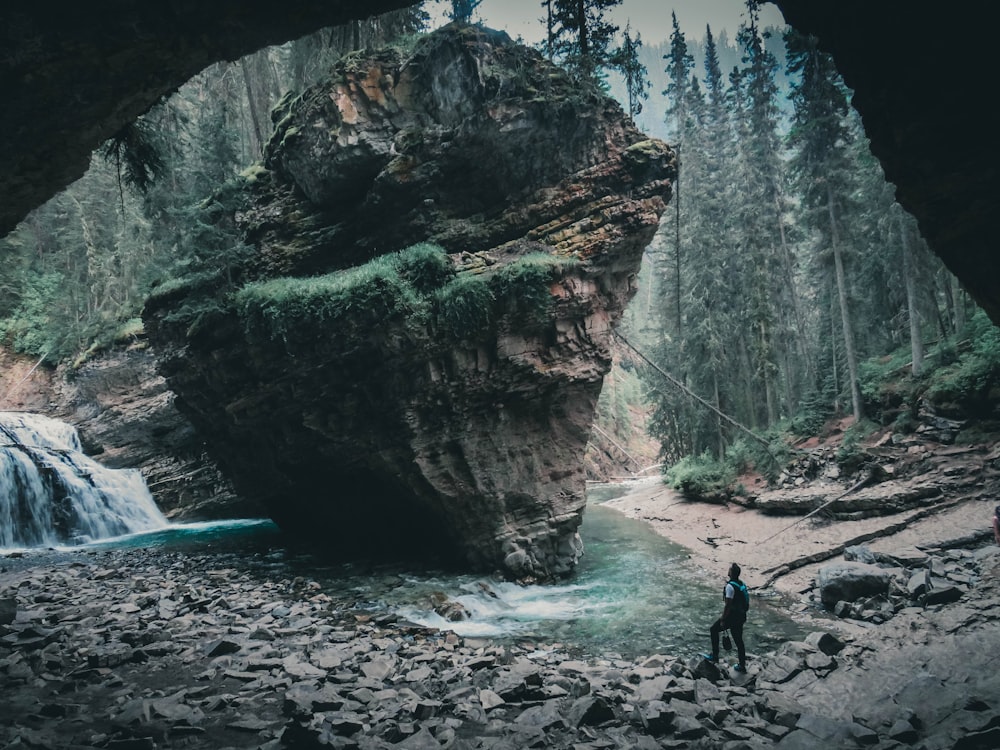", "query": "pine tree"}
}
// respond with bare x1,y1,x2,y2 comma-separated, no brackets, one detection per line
446,0,483,23
785,28,864,421
549,0,622,80
728,0,795,428
614,22,649,121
